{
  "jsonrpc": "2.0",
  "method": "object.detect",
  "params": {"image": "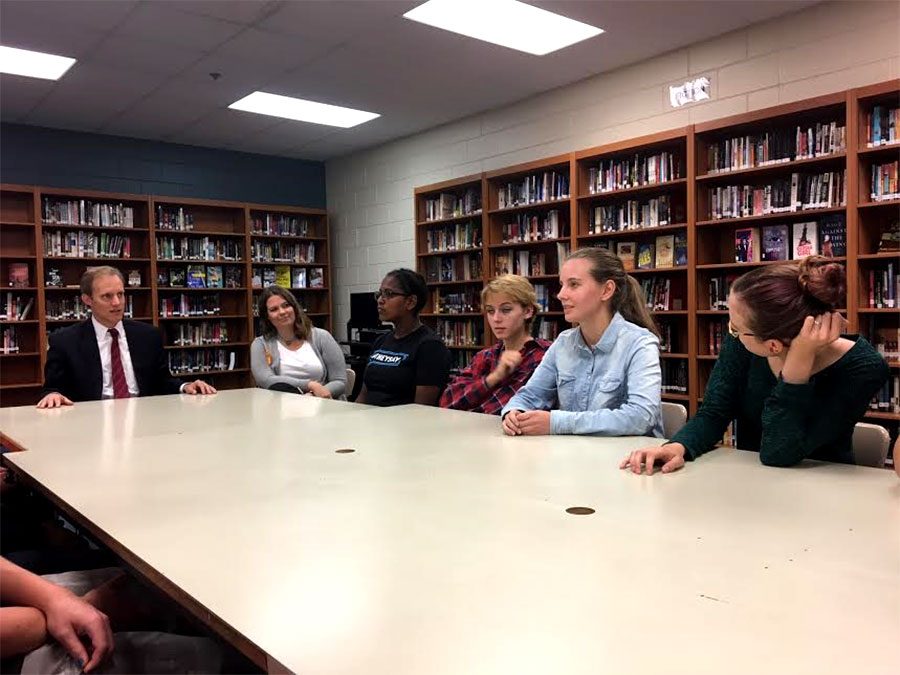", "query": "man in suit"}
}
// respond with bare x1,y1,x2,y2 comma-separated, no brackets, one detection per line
37,266,216,408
